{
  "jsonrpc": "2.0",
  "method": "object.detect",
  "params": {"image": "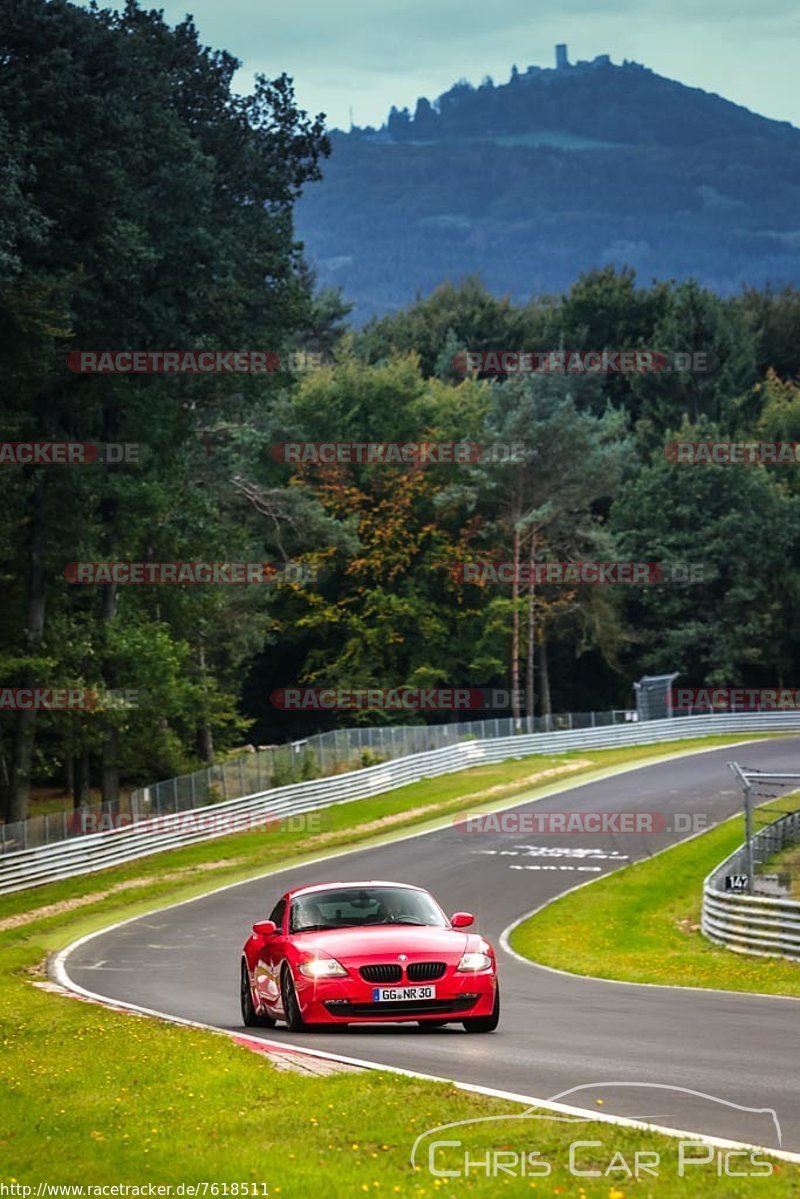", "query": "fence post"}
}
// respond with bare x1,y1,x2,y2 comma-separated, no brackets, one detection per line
743,778,755,895
239,757,246,797
190,771,196,808
172,776,178,814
